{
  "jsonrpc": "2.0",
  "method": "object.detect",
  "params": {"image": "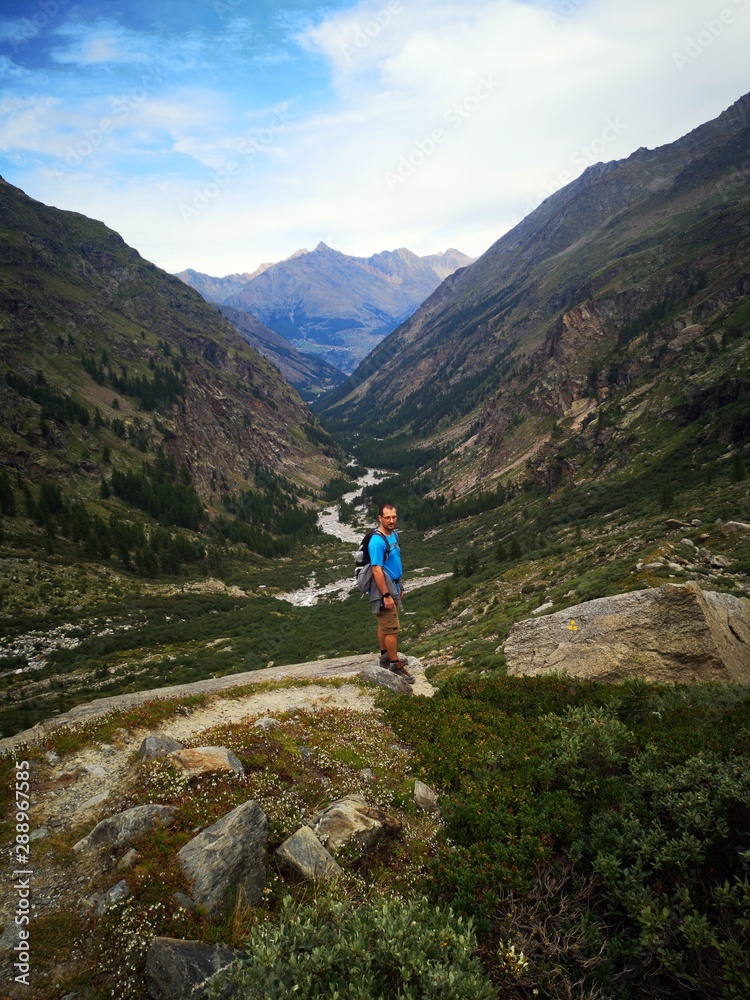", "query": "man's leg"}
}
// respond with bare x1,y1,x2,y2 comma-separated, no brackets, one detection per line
378,628,398,662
